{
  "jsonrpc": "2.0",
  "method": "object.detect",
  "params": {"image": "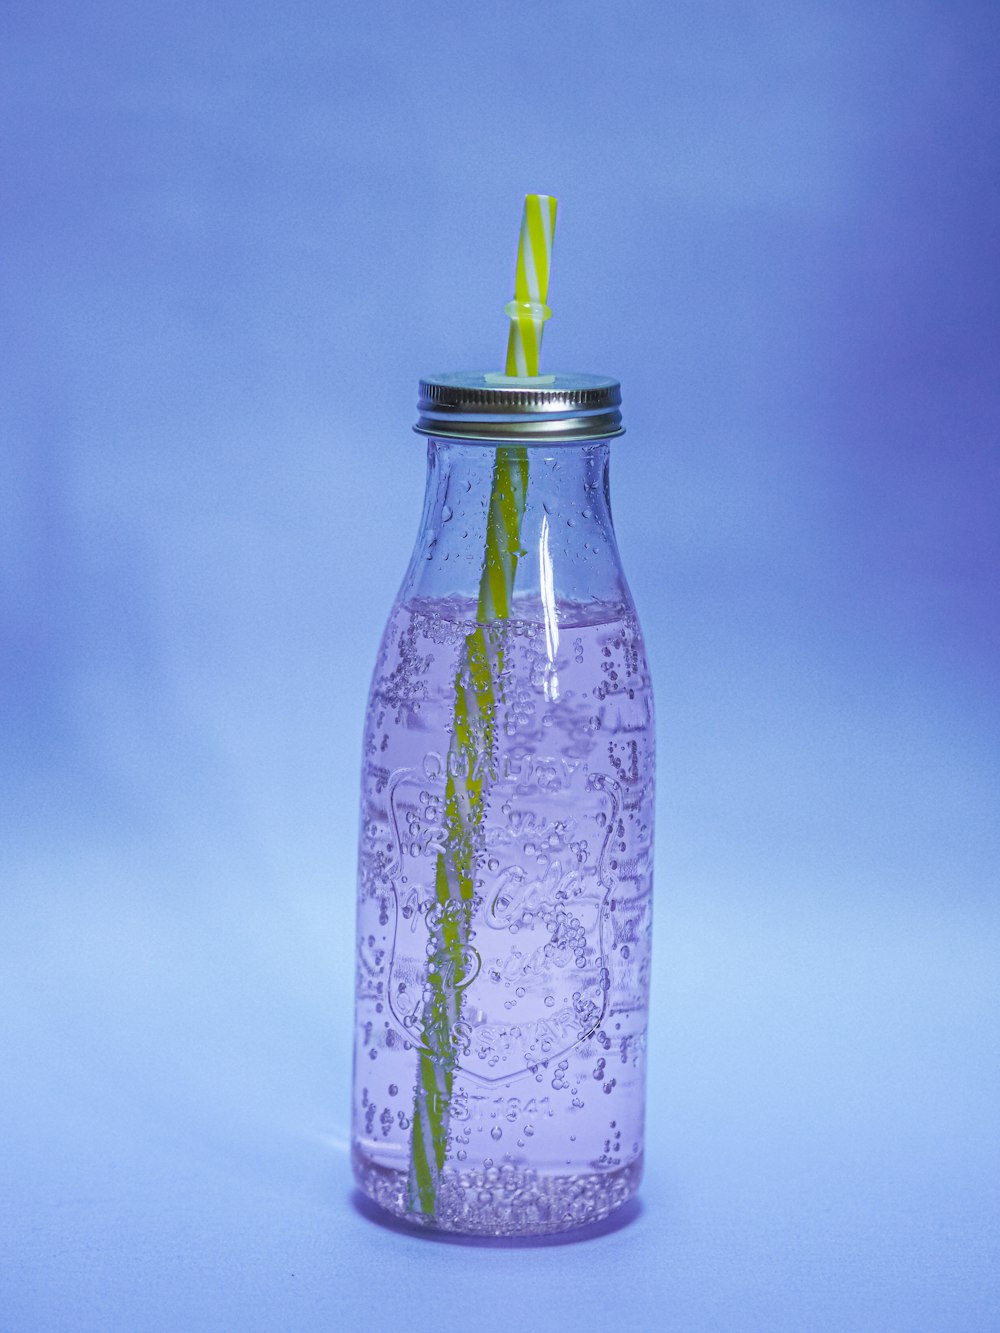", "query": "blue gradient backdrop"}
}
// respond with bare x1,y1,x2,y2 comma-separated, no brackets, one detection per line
2,2,998,1329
